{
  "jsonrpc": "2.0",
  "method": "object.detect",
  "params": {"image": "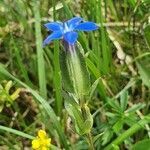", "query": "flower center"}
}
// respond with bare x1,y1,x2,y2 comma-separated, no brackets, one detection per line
63,22,72,33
